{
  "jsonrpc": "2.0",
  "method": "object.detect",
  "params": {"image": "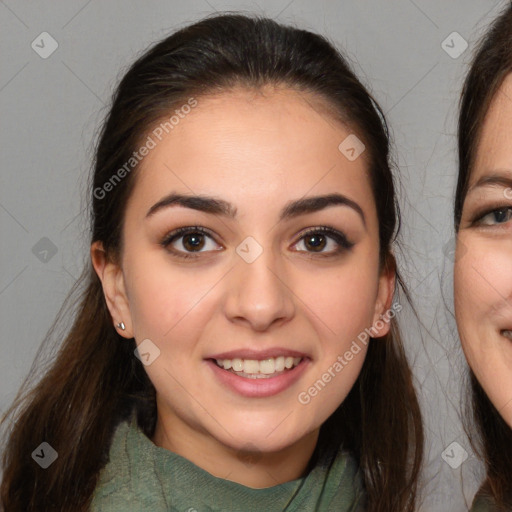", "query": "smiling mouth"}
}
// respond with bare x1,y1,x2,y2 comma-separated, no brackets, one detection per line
213,356,303,379
501,330,512,340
